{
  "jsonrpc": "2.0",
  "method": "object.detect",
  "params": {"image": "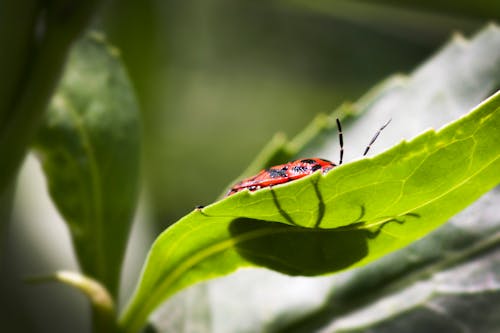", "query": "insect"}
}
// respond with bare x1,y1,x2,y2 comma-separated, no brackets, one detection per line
225,118,391,197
